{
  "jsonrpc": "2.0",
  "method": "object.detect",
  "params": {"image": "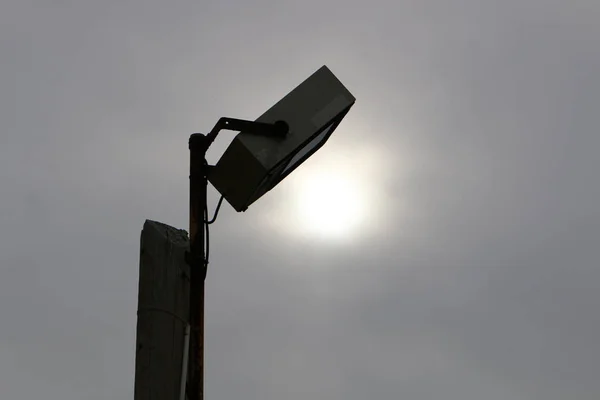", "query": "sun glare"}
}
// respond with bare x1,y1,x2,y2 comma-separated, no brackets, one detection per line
289,168,368,240
262,139,402,243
